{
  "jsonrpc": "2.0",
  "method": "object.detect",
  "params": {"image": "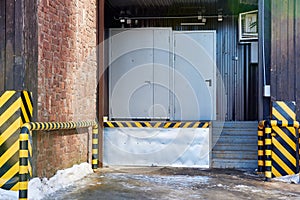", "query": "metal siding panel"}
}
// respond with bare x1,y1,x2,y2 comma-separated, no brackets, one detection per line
0,0,5,92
